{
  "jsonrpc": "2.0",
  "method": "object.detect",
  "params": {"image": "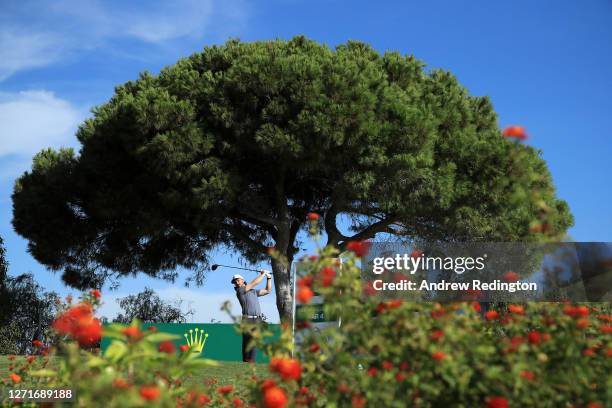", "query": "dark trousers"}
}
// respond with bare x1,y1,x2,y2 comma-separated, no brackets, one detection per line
242,317,261,362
